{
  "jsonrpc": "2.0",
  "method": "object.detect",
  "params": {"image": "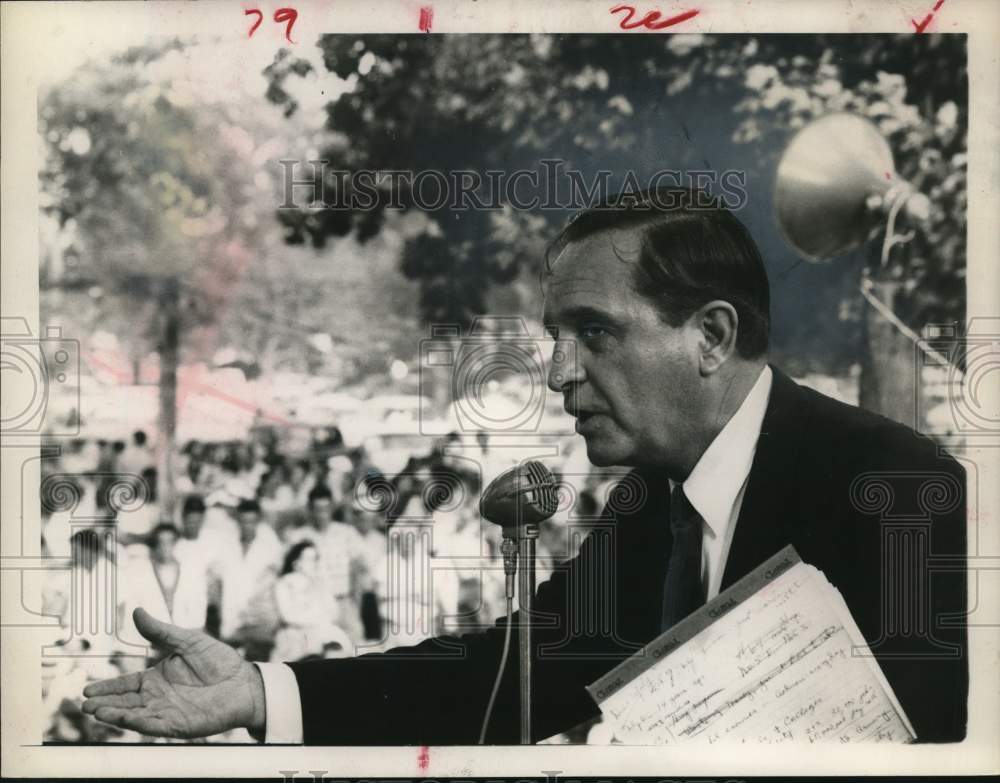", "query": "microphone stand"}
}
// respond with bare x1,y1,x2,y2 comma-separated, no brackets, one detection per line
481,460,556,745
500,522,537,745
516,521,539,745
